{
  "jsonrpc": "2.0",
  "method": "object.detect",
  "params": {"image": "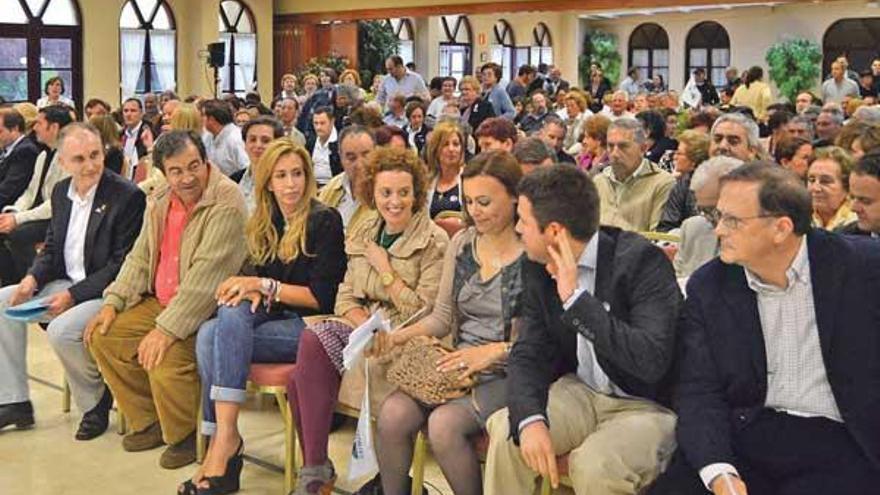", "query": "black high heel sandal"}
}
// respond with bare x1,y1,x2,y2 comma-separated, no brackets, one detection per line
195,440,245,495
